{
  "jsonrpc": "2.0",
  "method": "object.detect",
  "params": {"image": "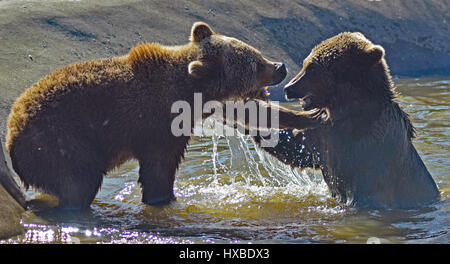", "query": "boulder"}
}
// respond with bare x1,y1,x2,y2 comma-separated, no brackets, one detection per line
0,139,25,239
